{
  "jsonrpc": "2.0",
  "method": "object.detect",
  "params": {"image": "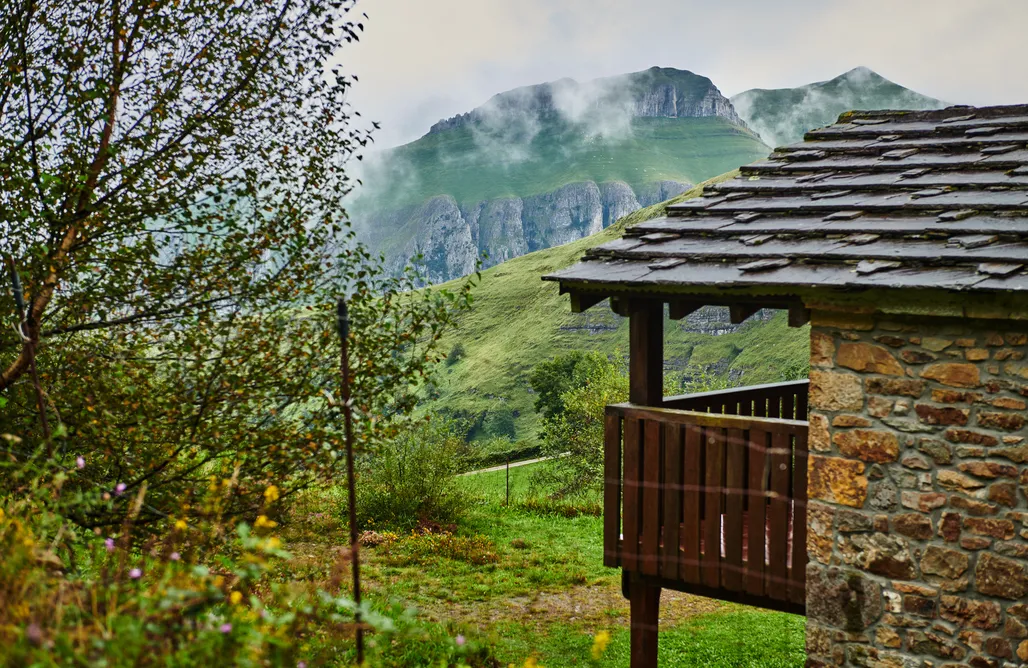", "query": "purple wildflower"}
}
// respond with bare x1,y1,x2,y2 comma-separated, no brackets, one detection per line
129,568,142,579
297,662,307,668
220,623,232,634
455,634,466,646
105,538,115,552
76,456,85,469
114,483,126,495
170,552,181,561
